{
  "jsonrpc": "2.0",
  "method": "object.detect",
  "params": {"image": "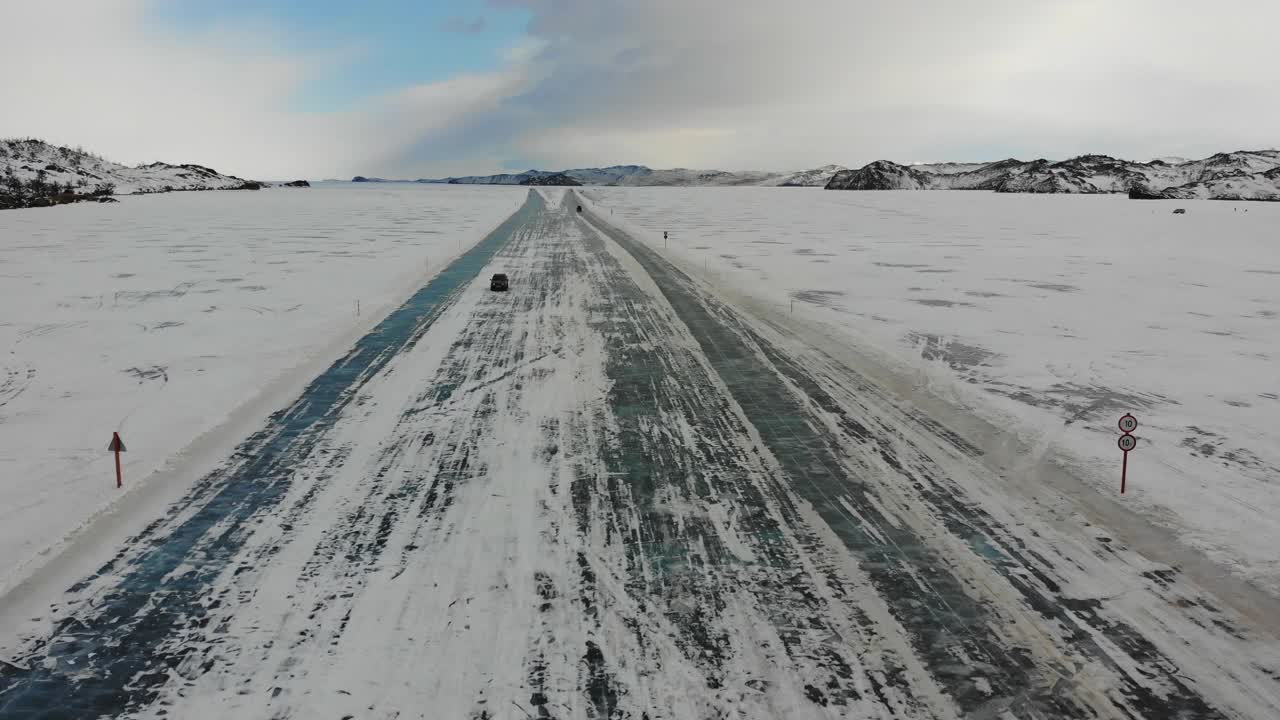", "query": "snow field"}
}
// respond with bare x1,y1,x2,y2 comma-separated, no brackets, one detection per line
585,186,1280,593
0,183,526,593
